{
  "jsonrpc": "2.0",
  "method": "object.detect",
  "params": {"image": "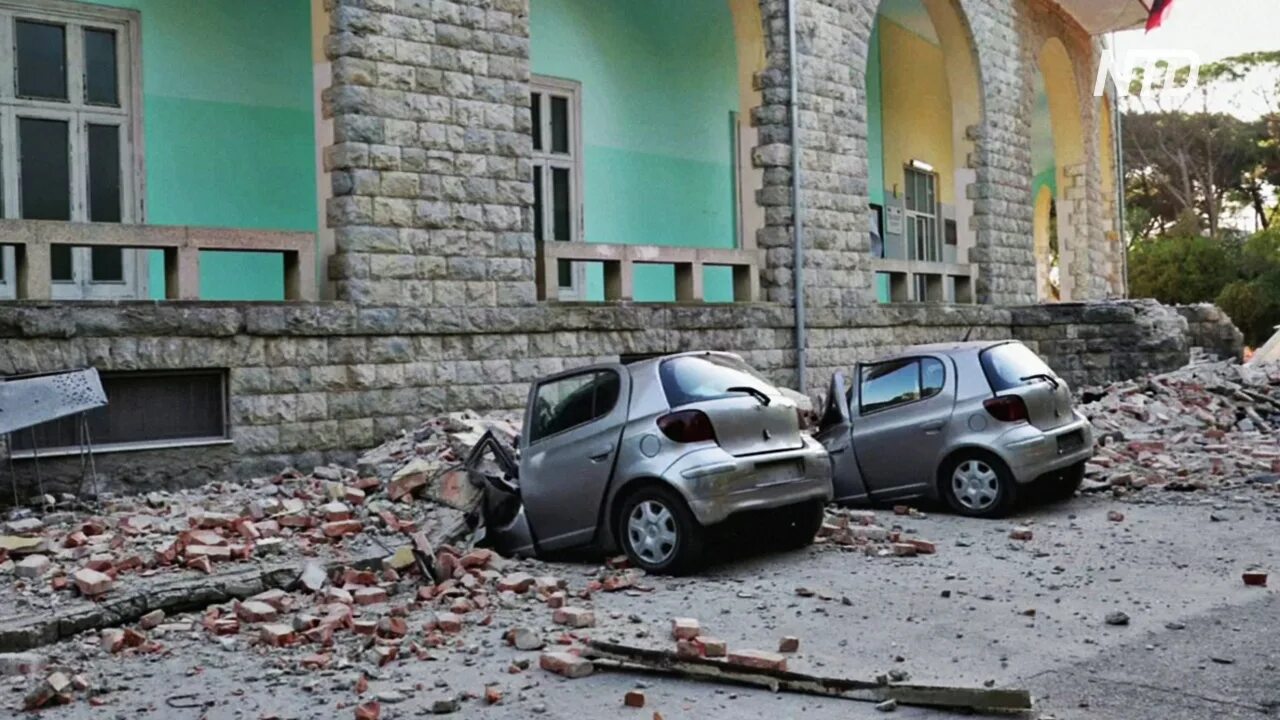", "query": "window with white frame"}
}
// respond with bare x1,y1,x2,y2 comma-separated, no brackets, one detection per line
0,0,144,300
904,165,940,264
529,76,583,299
